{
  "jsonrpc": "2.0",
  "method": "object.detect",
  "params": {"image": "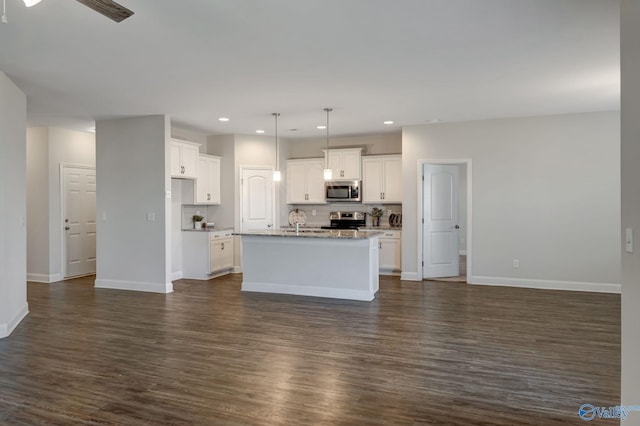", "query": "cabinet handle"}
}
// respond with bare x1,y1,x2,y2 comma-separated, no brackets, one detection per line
221,242,224,250
382,192,385,200
207,193,211,201
379,241,382,249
